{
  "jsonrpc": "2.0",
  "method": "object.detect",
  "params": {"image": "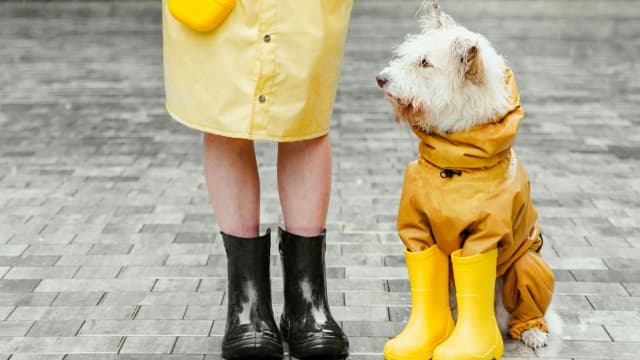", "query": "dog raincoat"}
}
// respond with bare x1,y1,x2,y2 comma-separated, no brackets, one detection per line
397,70,554,338
162,0,353,141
